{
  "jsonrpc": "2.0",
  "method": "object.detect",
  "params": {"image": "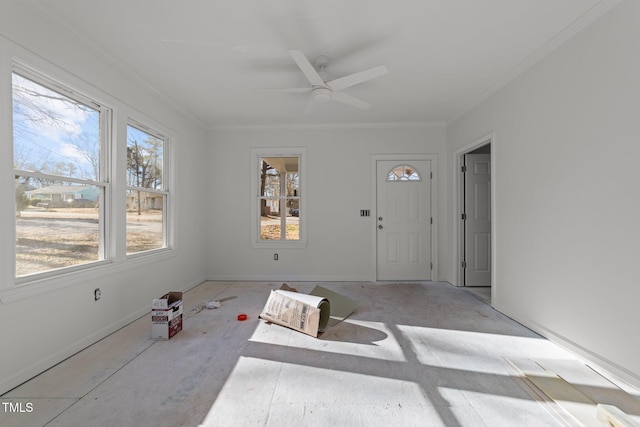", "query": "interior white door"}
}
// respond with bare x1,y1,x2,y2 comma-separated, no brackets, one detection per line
376,160,432,280
463,153,491,286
